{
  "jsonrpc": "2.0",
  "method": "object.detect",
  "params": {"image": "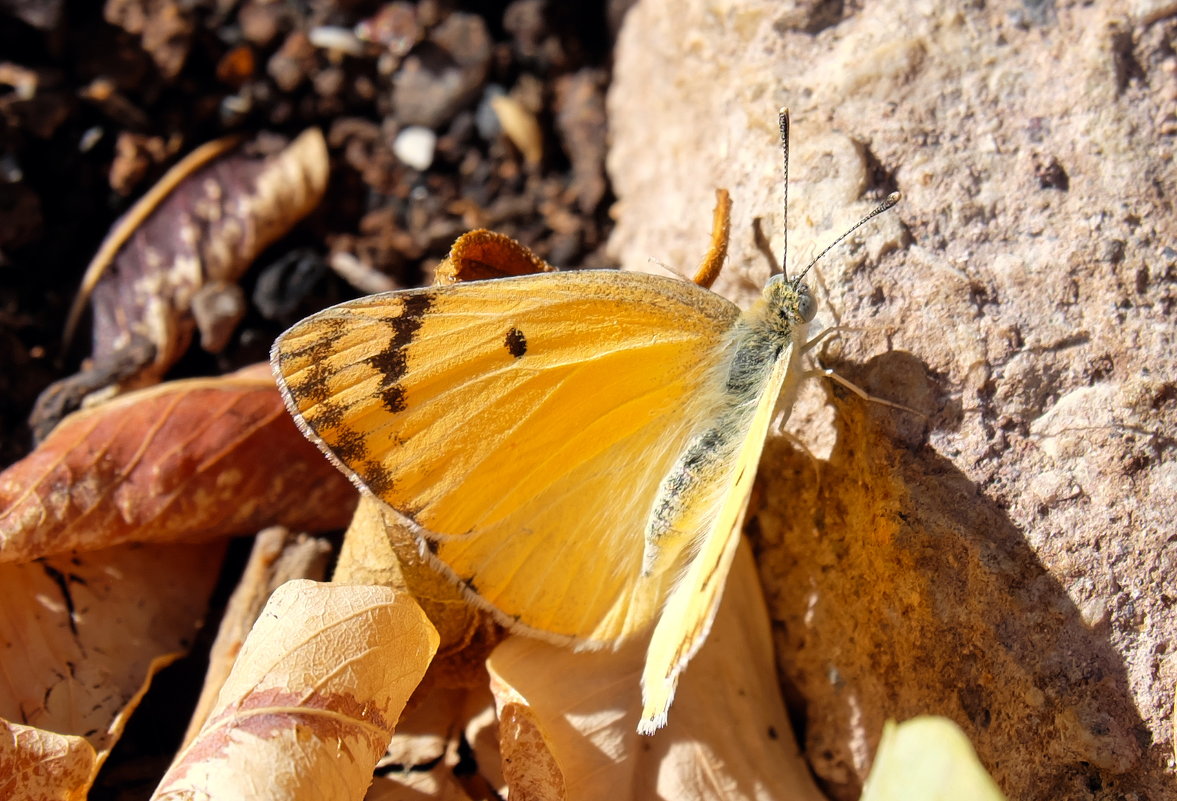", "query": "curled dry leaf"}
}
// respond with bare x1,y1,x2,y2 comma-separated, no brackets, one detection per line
860,717,1008,801
334,494,503,692
153,580,439,801
486,541,825,801
35,128,329,438
182,527,334,746
0,542,226,800
0,364,355,564
433,228,556,285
